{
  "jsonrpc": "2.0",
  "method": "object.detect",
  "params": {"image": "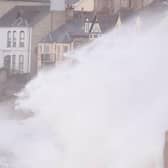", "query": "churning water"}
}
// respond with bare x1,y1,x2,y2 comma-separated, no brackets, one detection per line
1,9,168,168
